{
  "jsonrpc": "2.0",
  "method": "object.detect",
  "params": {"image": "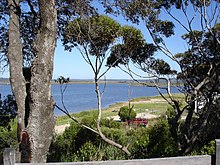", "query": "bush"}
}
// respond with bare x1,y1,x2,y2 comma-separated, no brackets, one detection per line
77,141,98,161
101,118,122,129
130,127,150,159
99,143,127,160
48,122,81,162
48,116,128,162
118,106,136,122
146,119,178,158
49,112,181,162
48,115,103,162
190,140,216,156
